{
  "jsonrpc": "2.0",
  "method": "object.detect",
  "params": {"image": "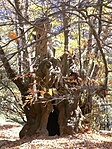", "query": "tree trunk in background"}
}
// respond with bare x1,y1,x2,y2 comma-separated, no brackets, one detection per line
89,0,103,79
78,9,82,77
62,1,69,52
15,0,29,76
61,2,69,77
35,23,47,60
